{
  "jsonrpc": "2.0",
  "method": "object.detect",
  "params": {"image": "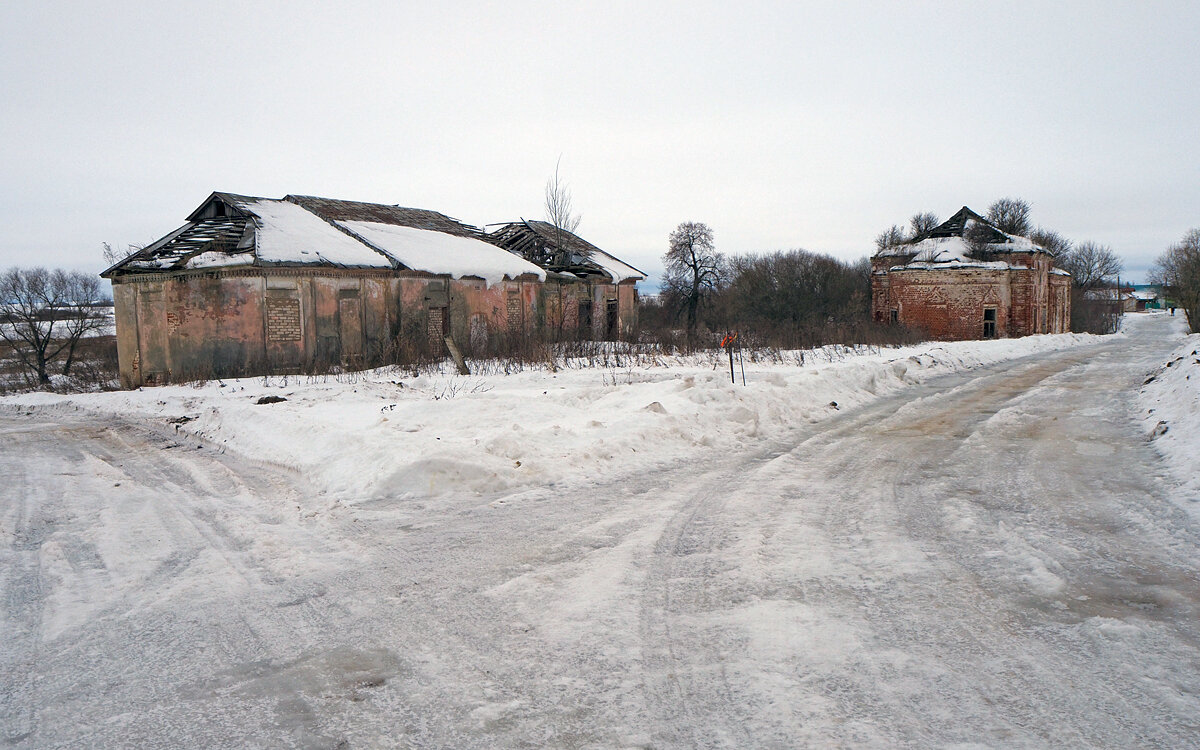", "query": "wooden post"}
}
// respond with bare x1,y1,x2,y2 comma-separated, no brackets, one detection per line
444,336,470,375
